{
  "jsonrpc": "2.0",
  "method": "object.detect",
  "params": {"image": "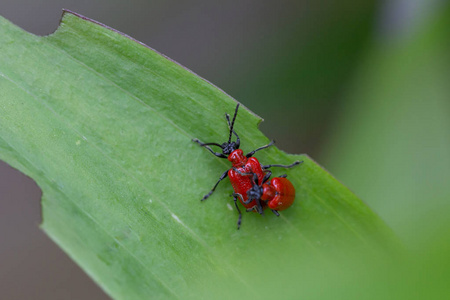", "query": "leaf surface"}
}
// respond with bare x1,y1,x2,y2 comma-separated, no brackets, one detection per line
0,11,396,299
